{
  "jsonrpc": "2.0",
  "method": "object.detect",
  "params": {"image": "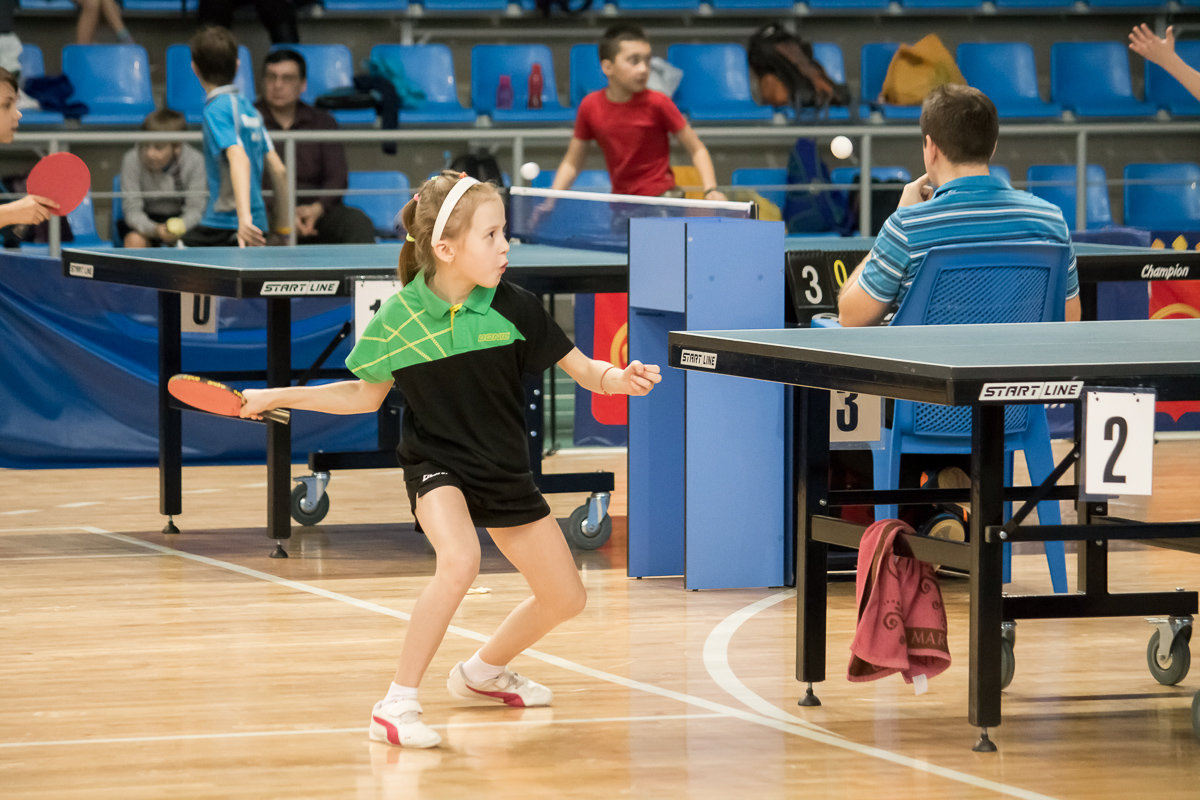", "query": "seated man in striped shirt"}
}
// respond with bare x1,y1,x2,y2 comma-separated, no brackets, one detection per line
837,84,1082,327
